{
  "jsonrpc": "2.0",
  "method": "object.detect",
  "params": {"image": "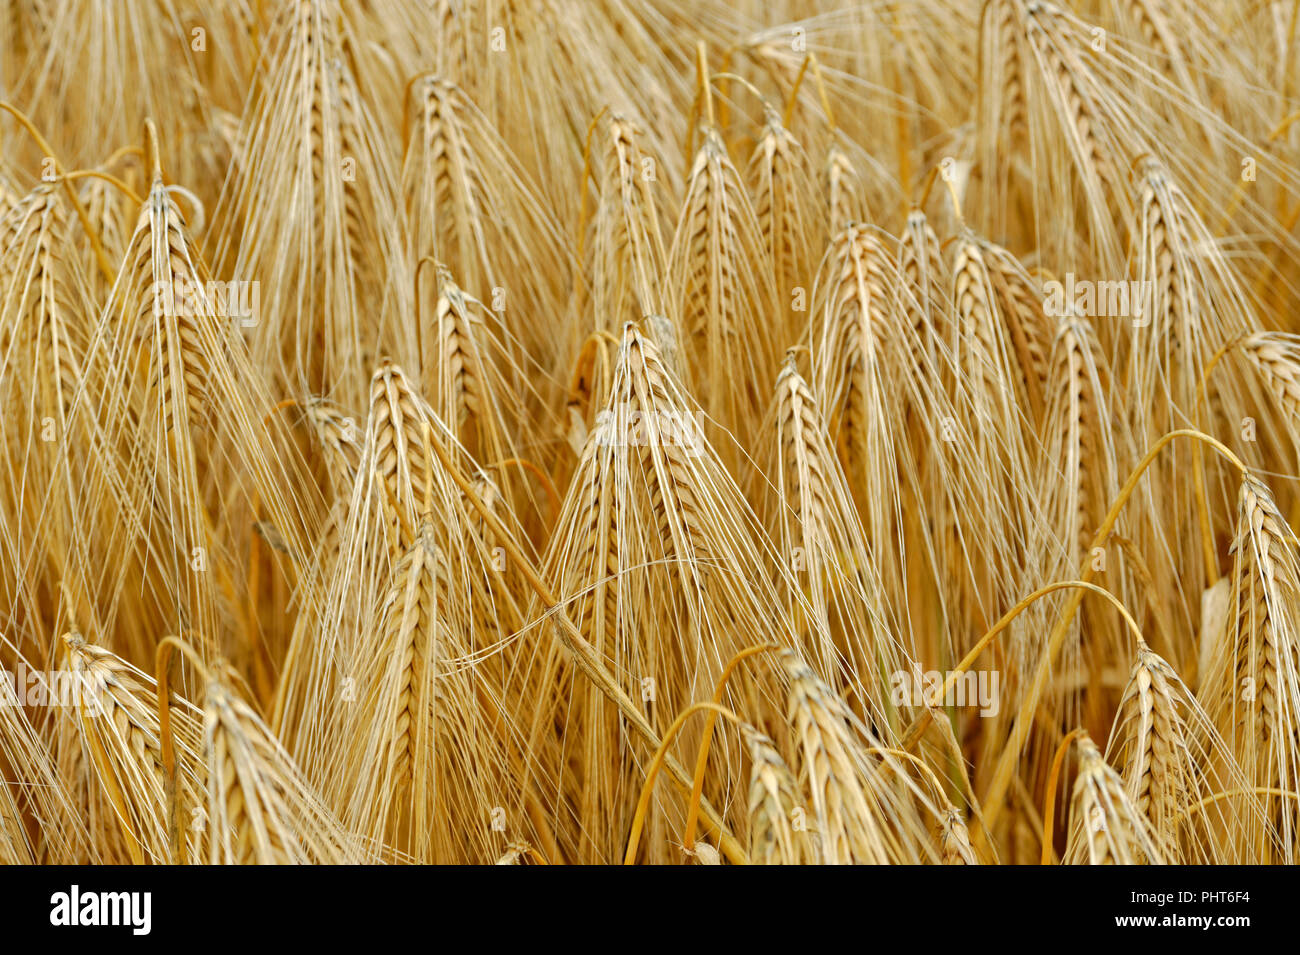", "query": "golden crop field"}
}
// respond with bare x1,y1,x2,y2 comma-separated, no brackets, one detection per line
0,0,1298,866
